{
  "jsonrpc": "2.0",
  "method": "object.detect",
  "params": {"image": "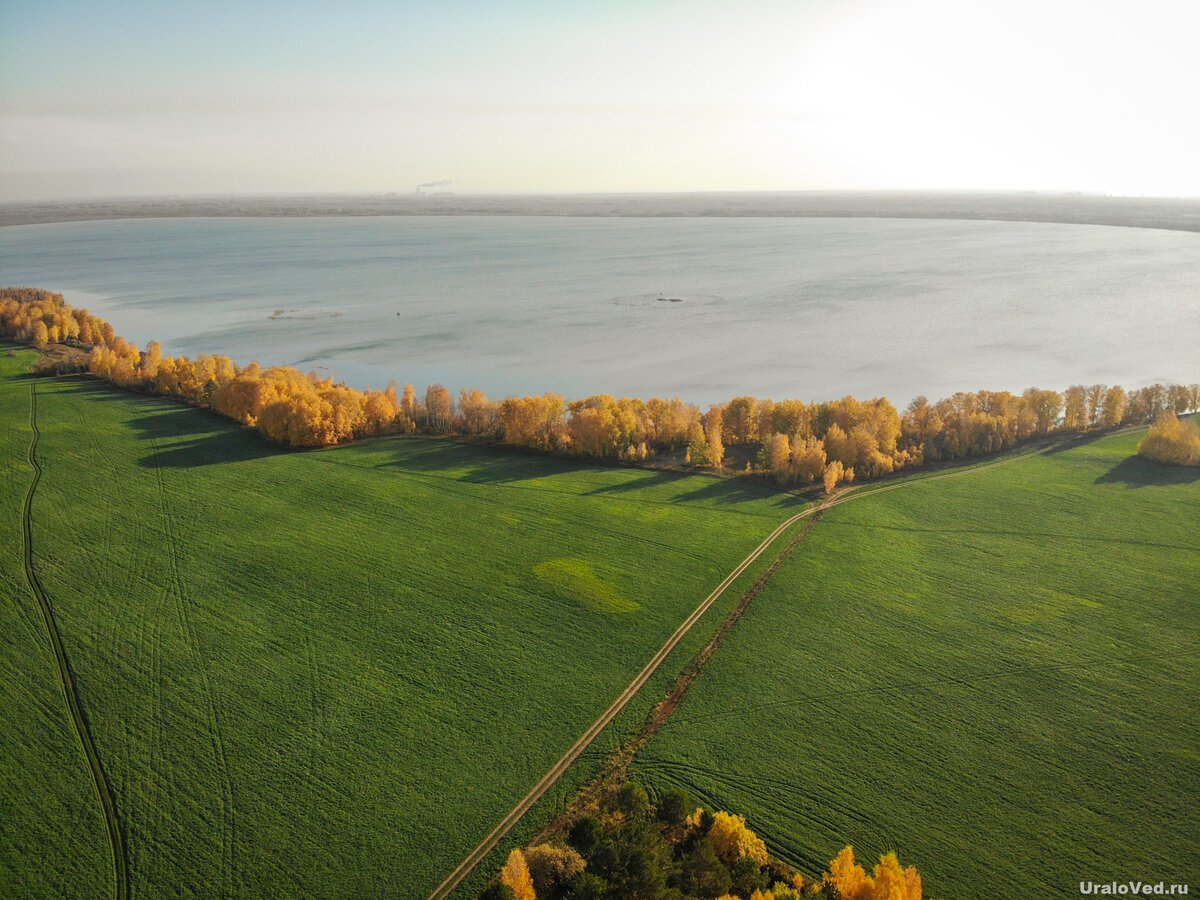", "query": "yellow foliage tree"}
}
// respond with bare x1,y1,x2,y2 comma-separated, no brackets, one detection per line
791,436,826,484
827,845,872,900
705,414,725,469
500,849,536,900
823,460,845,494
766,432,792,483
523,844,584,898
1138,412,1200,466
823,846,922,900
708,811,768,866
